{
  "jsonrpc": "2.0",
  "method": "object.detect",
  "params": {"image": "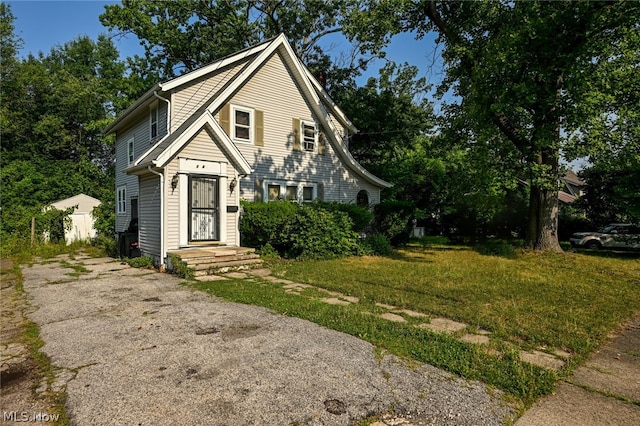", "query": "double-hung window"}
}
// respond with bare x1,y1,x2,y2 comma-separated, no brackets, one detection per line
301,121,317,152
117,185,126,215
127,138,134,165
150,105,158,139
232,105,253,143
